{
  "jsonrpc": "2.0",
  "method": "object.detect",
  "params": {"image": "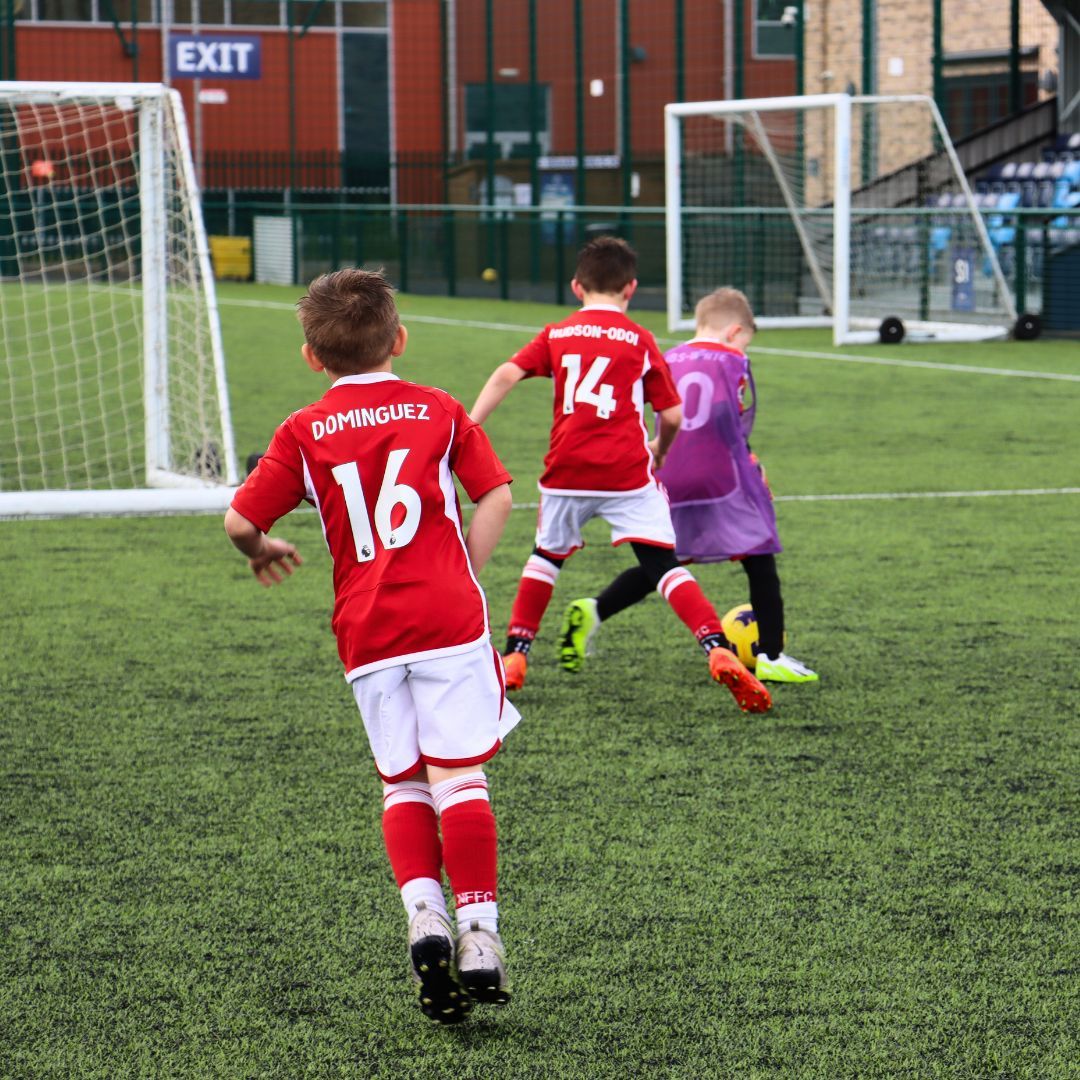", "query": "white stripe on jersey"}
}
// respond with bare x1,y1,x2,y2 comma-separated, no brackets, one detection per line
299,450,331,553
437,417,491,641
